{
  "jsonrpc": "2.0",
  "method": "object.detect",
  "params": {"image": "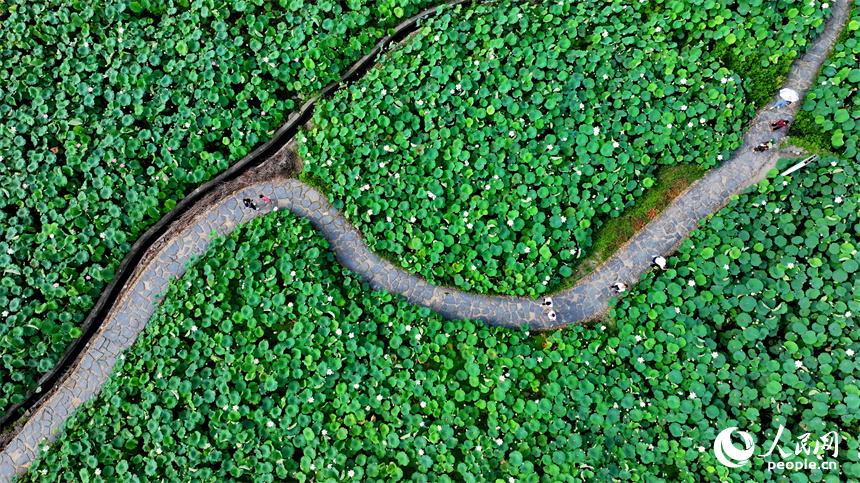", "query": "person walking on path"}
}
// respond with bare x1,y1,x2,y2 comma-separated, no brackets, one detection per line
545,309,557,322
653,256,667,270
542,297,553,308
611,282,627,293
243,198,258,210
259,194,272,204
771,100,792,109
771,119,790,131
